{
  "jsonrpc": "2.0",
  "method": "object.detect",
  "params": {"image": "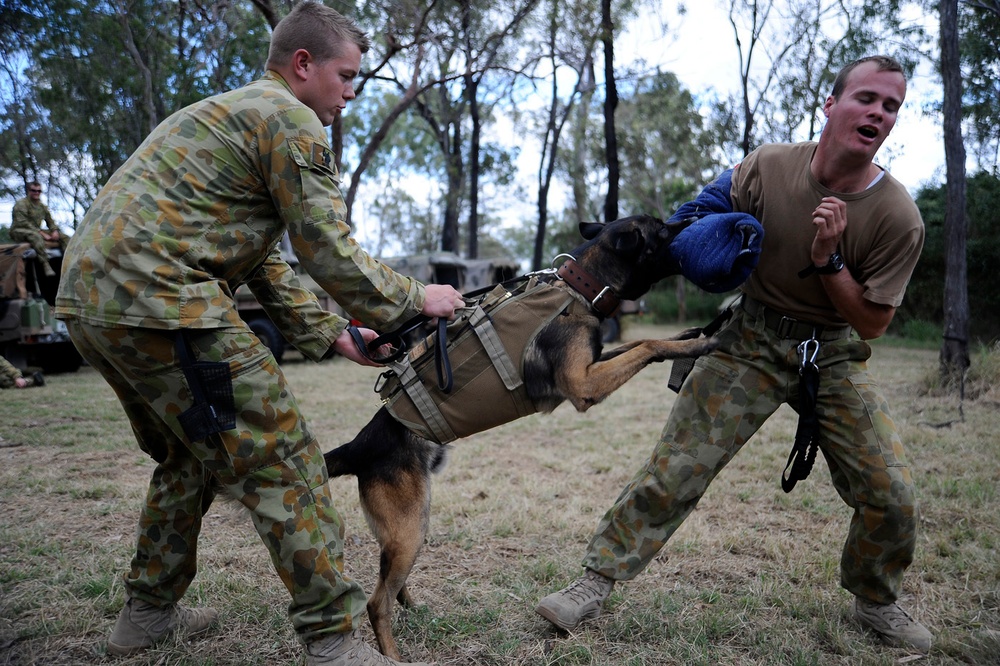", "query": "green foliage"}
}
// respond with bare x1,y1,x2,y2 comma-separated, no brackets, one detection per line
614,70,722,218
642,281,732,324
902,171,1000,343
961,3,1000,168
567,68,720,221
1,0,270,207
